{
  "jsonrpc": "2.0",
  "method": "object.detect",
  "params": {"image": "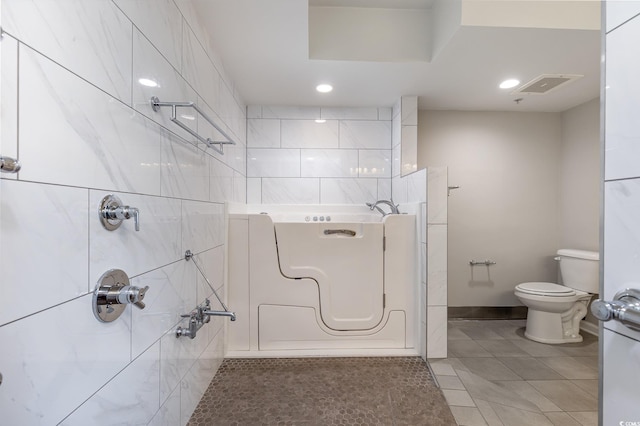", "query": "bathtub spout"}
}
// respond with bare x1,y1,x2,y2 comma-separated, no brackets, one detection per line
366,200,400,216
203,309,237,321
